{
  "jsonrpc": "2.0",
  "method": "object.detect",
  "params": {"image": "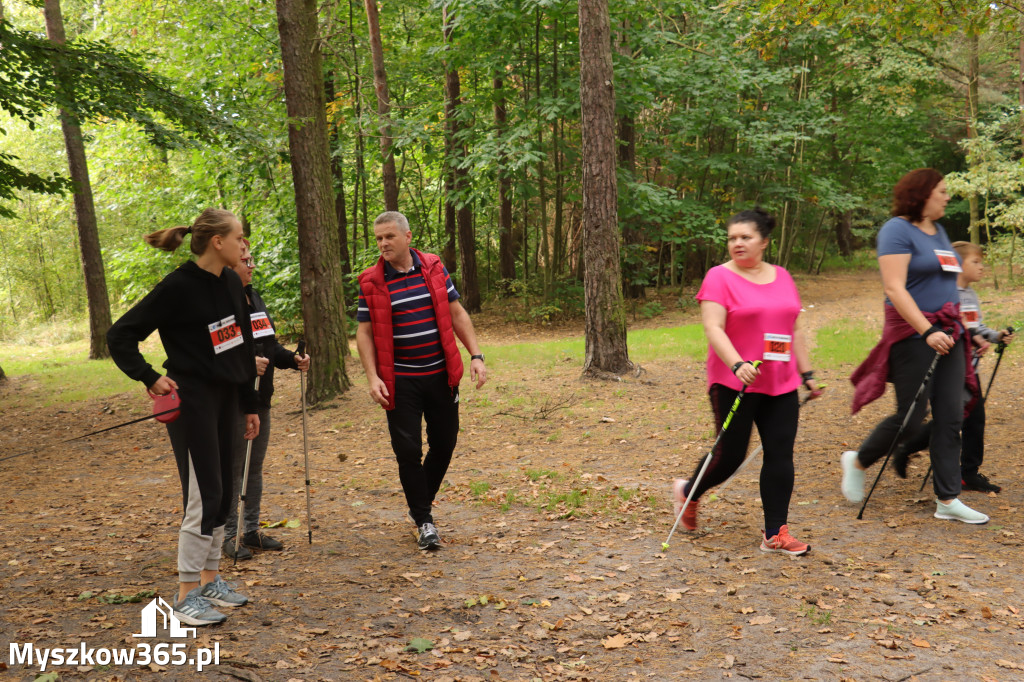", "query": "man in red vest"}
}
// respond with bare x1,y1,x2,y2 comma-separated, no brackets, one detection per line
356,211,488,550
